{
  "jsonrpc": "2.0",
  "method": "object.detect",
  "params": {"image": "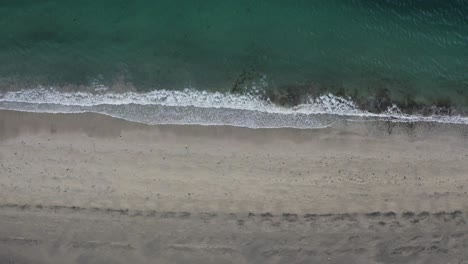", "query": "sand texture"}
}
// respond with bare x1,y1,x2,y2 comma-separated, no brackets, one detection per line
1,110,468,263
